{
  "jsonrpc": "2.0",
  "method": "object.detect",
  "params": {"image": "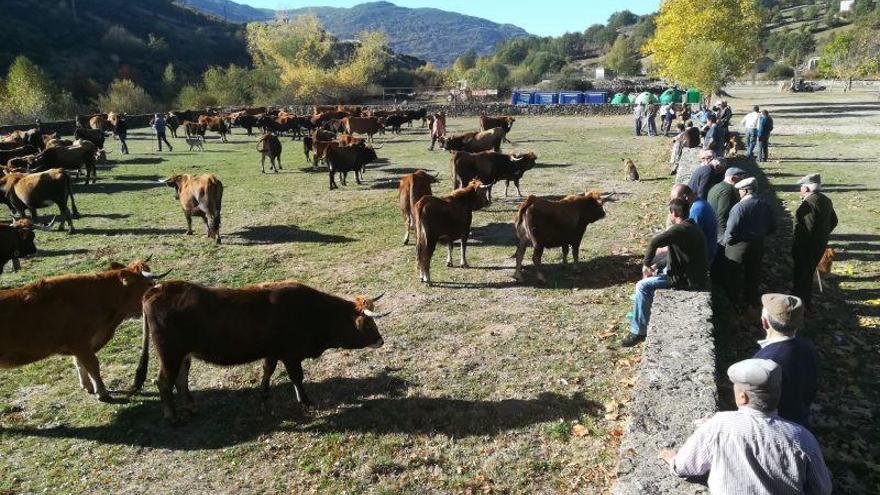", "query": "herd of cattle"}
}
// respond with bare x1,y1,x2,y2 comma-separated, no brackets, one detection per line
0,105,613,422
